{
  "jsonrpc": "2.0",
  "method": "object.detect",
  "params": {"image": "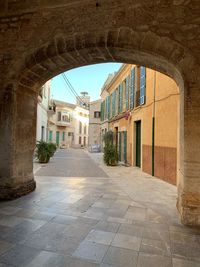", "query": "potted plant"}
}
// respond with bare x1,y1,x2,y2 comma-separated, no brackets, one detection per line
103,131,118,166
48,143,57,157
35,141,51,163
